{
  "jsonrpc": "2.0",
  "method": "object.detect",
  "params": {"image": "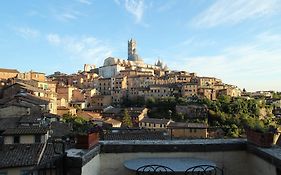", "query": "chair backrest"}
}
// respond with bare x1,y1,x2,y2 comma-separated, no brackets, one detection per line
136,164,175,175
185,164,224,175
